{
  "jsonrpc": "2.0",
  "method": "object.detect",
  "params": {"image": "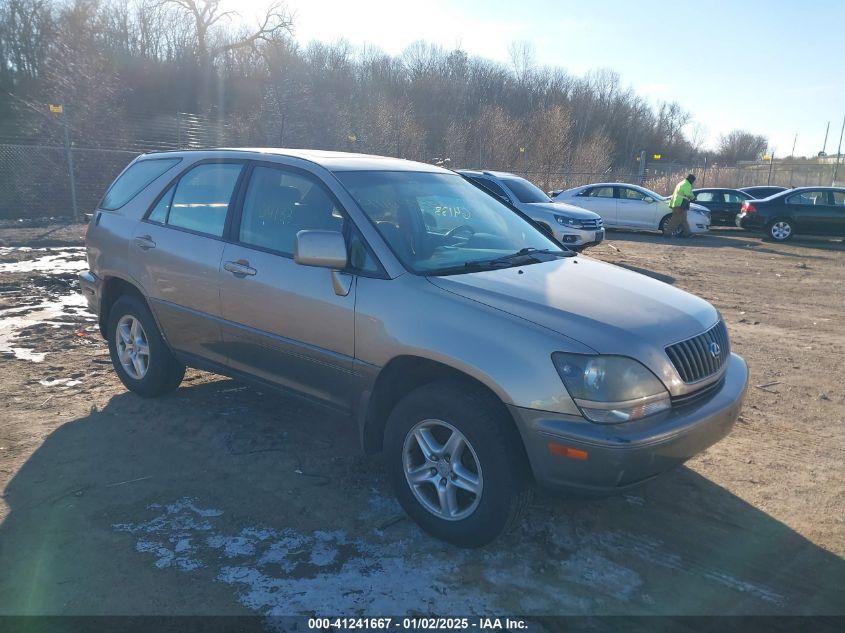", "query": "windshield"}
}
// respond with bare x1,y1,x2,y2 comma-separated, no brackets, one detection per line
335,171,561,274
500,177,552,203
